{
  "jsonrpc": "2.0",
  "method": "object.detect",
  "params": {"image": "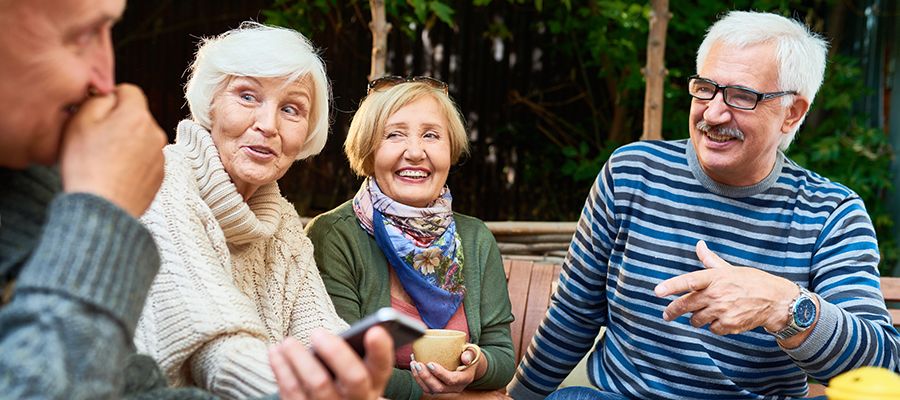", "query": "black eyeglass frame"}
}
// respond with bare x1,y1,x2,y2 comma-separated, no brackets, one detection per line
366,75,449,94
687,75,798,110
